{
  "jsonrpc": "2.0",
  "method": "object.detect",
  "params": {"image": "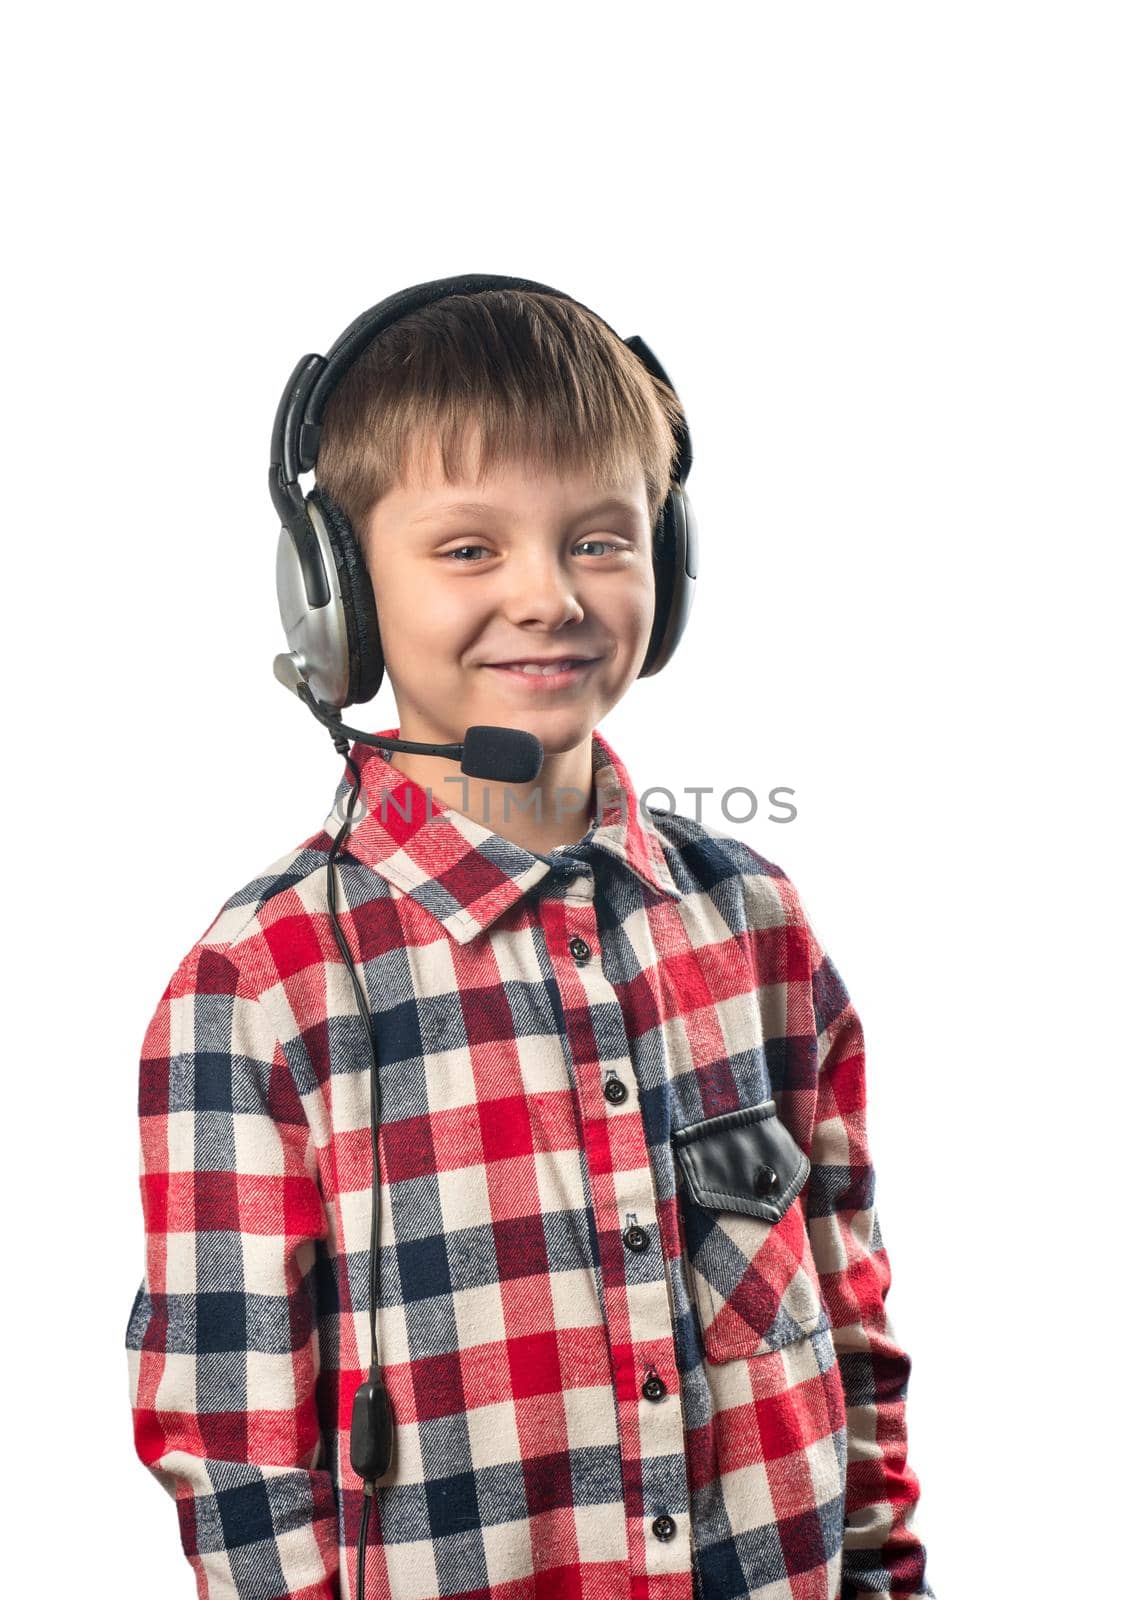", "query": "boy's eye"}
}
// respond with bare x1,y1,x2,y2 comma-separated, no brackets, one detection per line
442,544,490,562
